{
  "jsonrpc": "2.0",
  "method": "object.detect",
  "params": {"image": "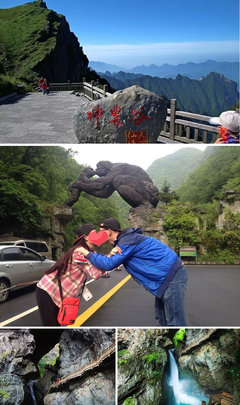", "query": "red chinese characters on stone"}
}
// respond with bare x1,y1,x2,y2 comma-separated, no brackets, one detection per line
129,107,151,126
86,105,105,129
110,104,123,127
